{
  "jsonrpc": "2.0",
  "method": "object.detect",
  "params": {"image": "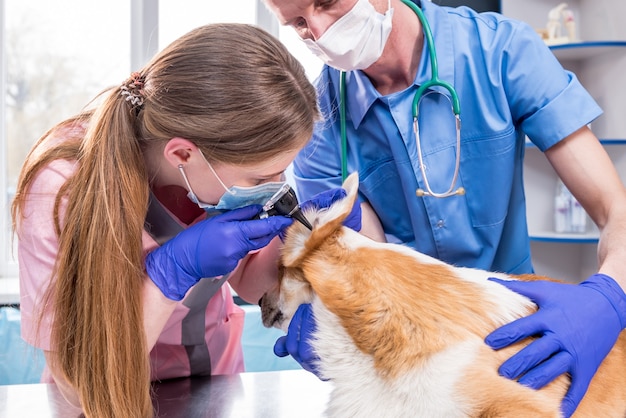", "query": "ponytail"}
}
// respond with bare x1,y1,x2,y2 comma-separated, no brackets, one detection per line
13,86,153,418
52,88,152,417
